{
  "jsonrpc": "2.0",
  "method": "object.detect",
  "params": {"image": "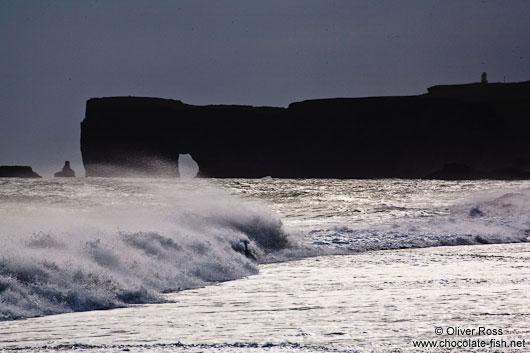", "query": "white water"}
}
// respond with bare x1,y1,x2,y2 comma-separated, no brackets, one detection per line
1,178,530,352
2,244,530,352
0,178,298,321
